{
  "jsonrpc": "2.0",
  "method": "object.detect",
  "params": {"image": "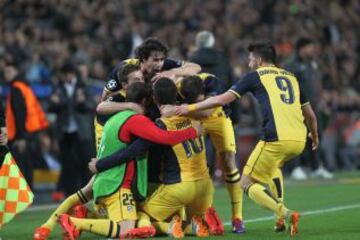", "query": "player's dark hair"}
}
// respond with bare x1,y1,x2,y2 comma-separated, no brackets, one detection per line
117,64,141,84
153,78,177,105
126,82,152,104
179,75,205,104
248,42,277,64
135,38,168,62
295,37,314,52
